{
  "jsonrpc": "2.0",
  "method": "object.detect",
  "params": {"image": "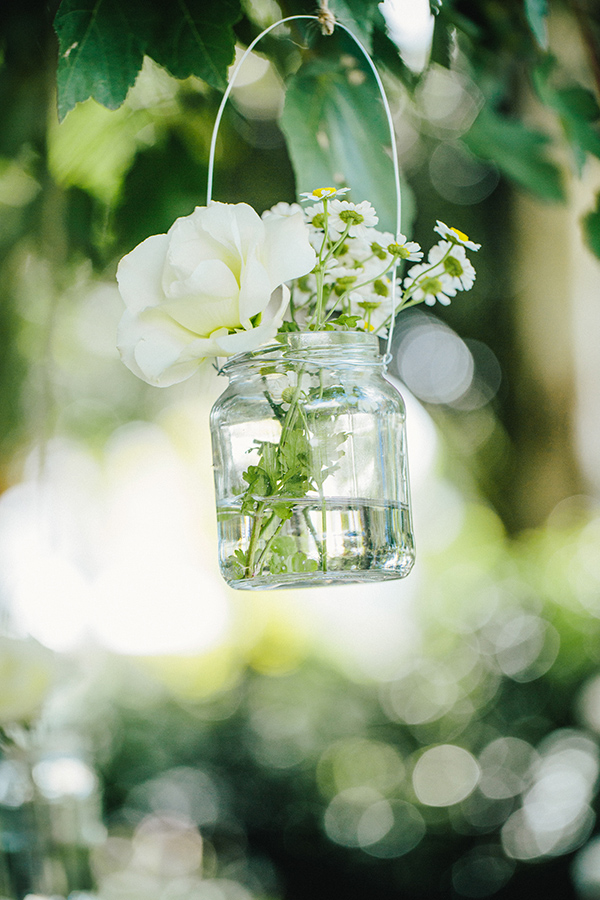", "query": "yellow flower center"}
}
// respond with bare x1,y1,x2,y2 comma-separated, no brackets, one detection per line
451,227,469,242
313,187,337,198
